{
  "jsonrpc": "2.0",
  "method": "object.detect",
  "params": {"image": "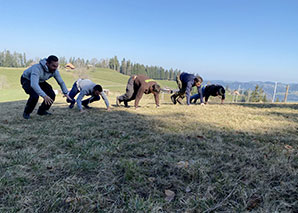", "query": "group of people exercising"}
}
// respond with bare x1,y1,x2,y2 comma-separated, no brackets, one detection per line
20,55,225,119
